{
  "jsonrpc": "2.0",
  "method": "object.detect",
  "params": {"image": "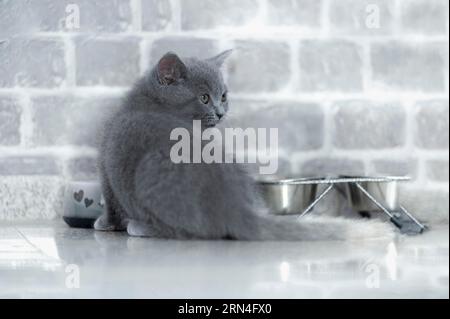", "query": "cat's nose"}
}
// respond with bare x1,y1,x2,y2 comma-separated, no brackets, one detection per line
215,105,225,120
